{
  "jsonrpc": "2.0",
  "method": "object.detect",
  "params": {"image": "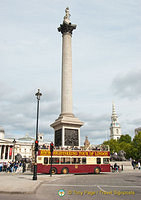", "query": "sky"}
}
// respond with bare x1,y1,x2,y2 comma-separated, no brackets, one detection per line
0,0,141,145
